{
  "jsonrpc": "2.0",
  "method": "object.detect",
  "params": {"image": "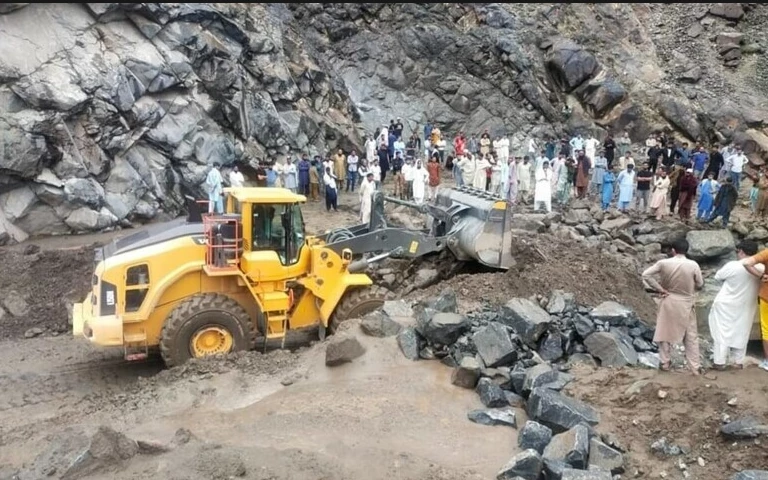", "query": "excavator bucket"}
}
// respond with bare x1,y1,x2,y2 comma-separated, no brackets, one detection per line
432,186,515,270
